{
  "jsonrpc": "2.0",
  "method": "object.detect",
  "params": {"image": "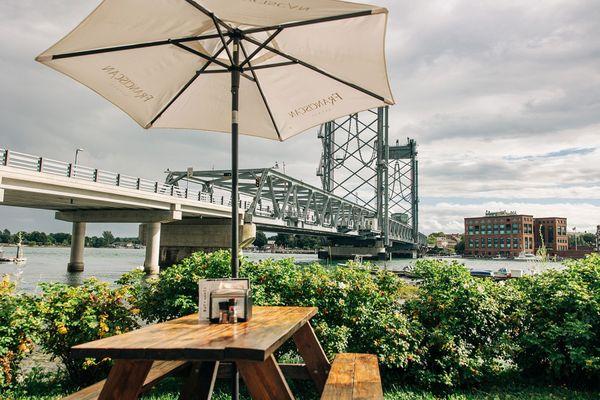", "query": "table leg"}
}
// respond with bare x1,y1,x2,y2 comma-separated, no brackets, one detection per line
293,322,330,394
180,361,219,400
237,355,295,400
98,359,153,400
